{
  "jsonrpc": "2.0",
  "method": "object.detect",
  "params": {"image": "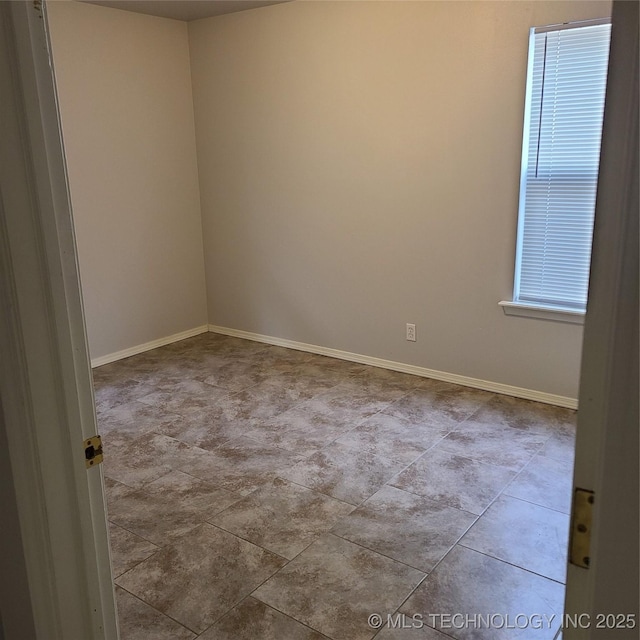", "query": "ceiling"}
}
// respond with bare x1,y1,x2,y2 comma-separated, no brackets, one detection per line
80,0,290,22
